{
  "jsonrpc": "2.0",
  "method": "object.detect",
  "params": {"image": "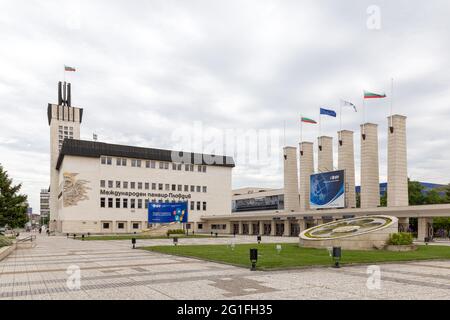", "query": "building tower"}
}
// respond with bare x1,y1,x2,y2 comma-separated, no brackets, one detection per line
299,142,314,211
360,123,380,208
48,82,83,232
283,147,300,212
317,136,333,172
338,130,356,208
387,115,409,230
